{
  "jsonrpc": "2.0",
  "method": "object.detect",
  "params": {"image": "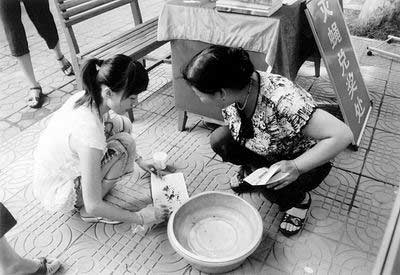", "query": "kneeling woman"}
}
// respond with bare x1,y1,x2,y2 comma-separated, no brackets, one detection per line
33,54,168,225
182,46,353,236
